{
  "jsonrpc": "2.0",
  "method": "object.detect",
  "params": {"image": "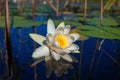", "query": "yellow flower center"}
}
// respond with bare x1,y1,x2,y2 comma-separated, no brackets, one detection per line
56,34,68,49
